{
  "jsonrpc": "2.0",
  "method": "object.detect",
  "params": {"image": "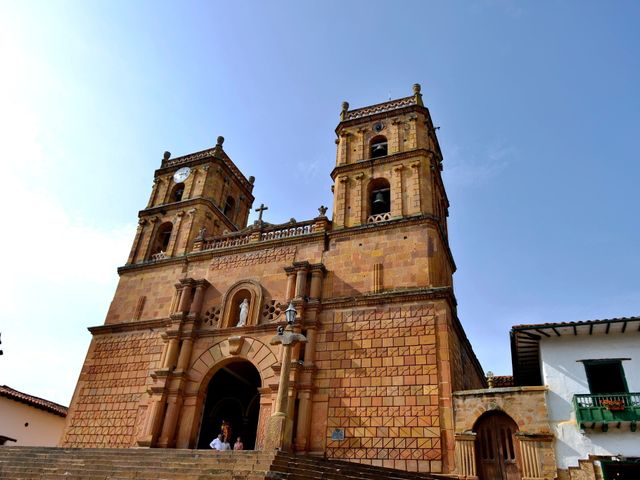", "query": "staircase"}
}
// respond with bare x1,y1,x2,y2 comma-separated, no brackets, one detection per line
0,447,447,480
